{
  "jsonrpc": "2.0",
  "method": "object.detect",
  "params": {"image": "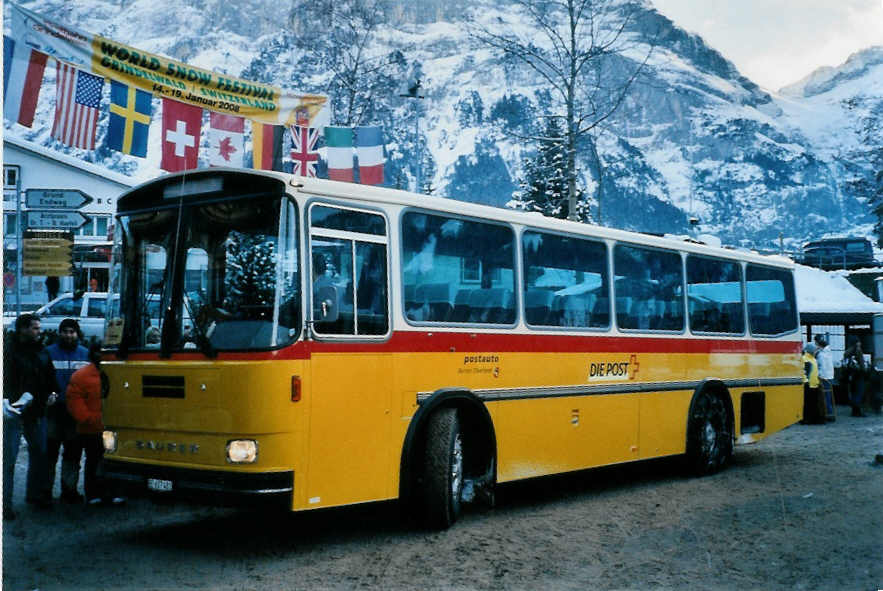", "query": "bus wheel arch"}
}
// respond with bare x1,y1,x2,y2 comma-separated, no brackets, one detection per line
400,389,497,528
686,380,734,475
